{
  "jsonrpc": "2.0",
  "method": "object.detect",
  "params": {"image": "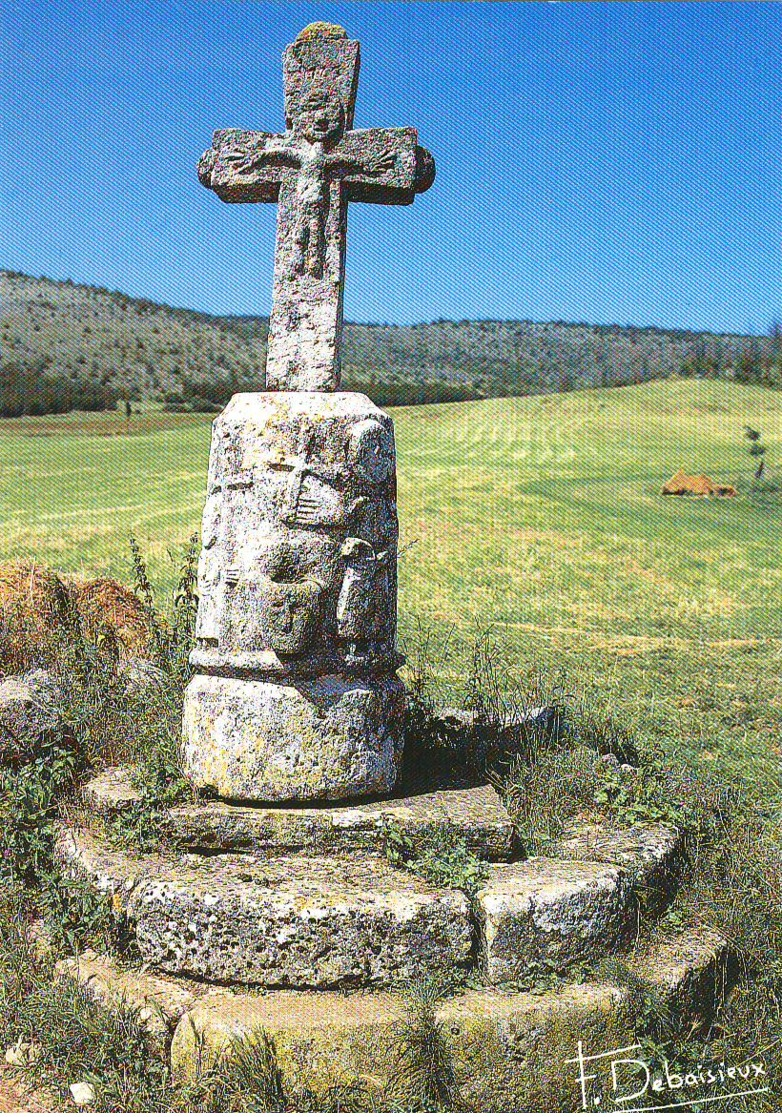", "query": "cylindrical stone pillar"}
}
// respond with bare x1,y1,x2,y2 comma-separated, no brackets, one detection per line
182,391,405,802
